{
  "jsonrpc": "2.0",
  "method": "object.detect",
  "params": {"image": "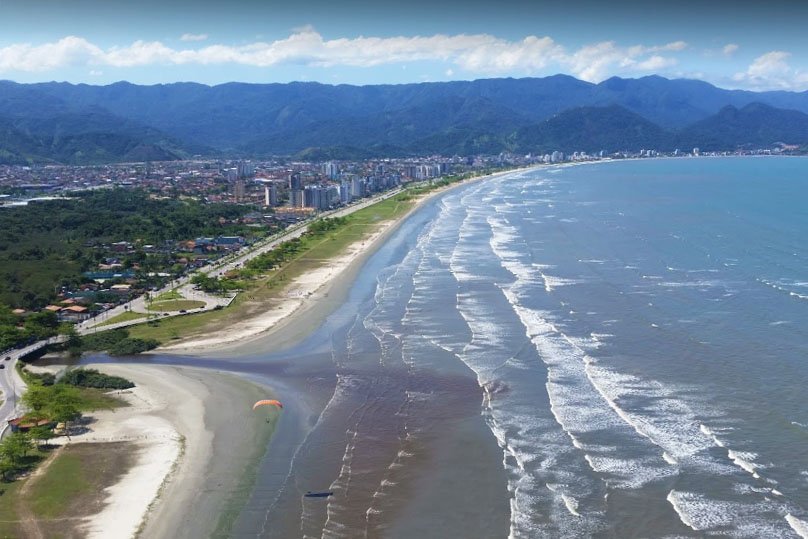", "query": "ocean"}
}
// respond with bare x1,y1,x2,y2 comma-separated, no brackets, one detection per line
157,156,808,537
